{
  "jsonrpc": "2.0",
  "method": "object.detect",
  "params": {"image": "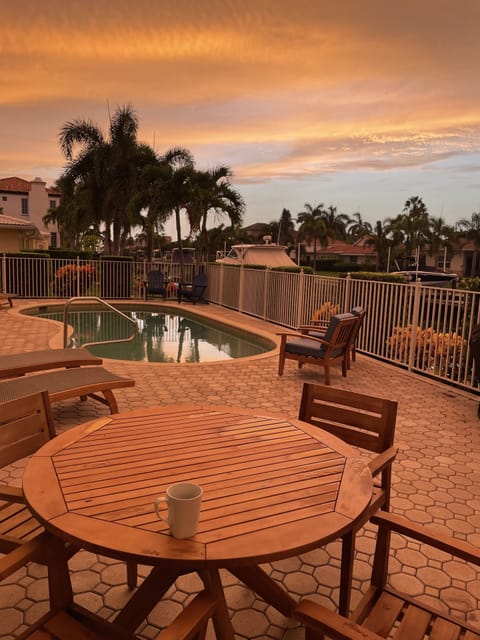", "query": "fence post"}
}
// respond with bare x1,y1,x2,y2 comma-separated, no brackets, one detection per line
263,268,270,320
219,263,225,307
239,264,245,313
296,269,305,328
344,272,352,312
408,279,422,371
1,254,6,293
76,256,81,298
